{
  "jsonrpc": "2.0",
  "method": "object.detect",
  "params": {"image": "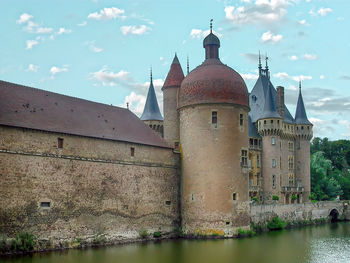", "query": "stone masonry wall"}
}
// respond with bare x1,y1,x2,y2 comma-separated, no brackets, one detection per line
0,126,180,245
